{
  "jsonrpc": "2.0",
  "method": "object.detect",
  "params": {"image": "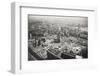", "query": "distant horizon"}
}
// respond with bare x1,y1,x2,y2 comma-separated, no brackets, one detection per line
28,15,88,27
